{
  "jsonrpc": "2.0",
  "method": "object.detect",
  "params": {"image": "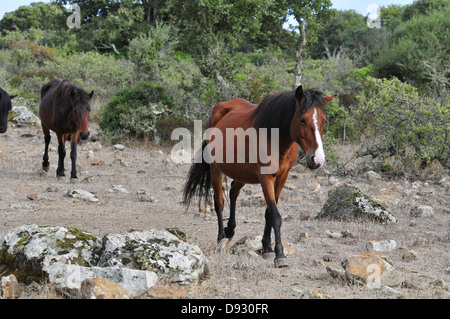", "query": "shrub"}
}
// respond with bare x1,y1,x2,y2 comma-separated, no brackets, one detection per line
99,81,176,143
355,76,449,172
